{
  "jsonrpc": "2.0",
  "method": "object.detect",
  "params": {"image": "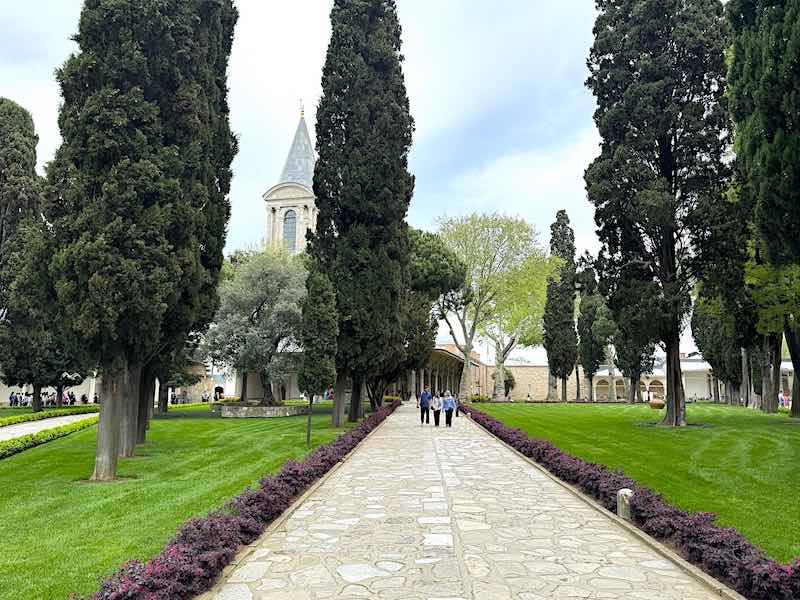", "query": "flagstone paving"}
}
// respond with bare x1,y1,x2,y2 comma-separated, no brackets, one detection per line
206,402,727,599
0,412,95,442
